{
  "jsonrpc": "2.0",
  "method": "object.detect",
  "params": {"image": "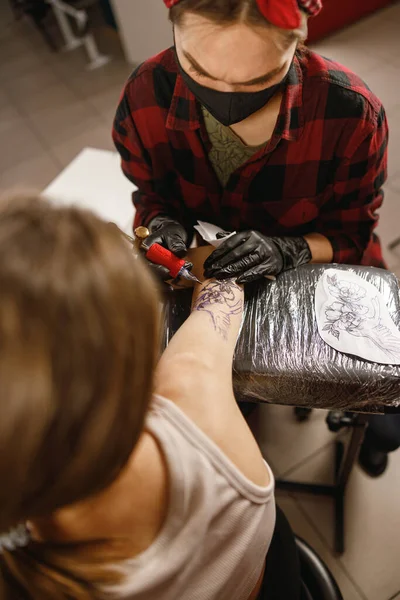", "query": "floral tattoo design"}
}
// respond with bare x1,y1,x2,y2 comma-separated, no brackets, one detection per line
323,274,400,360
193,279,244,340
